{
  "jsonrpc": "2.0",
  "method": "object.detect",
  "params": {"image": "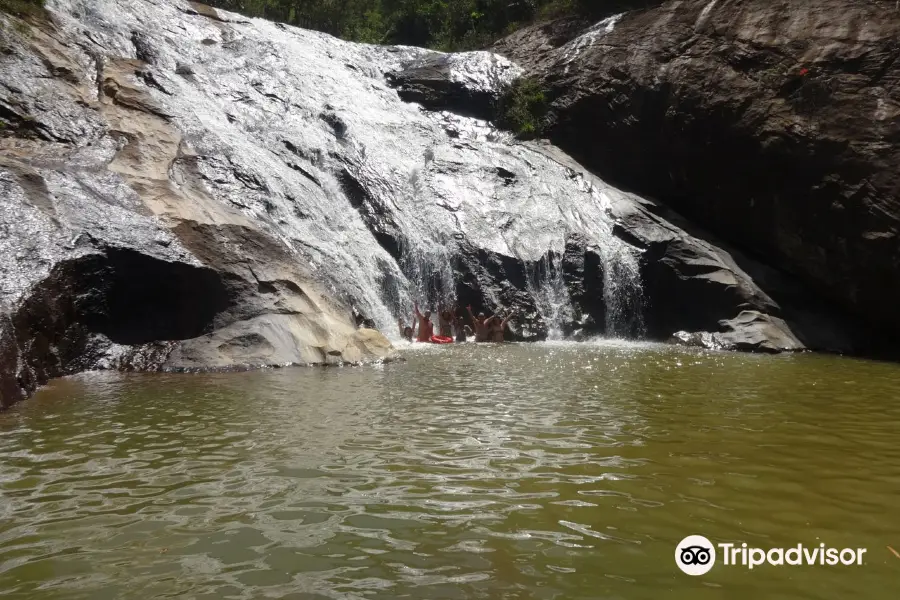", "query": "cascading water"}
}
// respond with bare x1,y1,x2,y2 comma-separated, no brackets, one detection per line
396,159,459,311
598,245,646,338
587,181,646,338
397,239,458,310
562,13,624,74
34,0,651,345
505,146,647,340
525,253,575,340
